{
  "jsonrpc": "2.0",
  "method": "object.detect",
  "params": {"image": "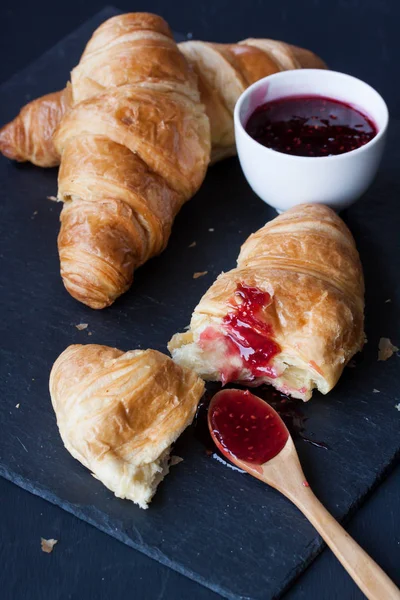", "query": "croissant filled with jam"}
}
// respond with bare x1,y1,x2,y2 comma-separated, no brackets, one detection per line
169,204,365,401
